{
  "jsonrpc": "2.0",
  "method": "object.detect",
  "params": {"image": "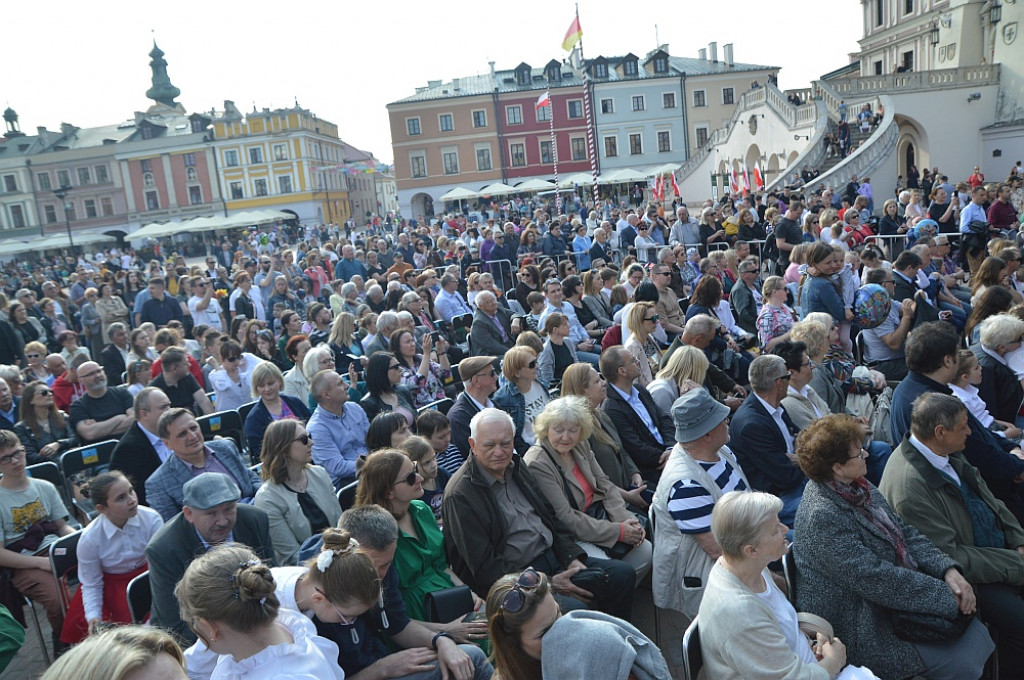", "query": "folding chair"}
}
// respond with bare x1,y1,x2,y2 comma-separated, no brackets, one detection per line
125,571,151,624
337,480,359,512
237,400,259,424
59,441,117,522
24,596,50,666
197,410,246,454
417,398,454,417
27,462,72,516
48,530,82,614
681,617,703,680
782,549,798,604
